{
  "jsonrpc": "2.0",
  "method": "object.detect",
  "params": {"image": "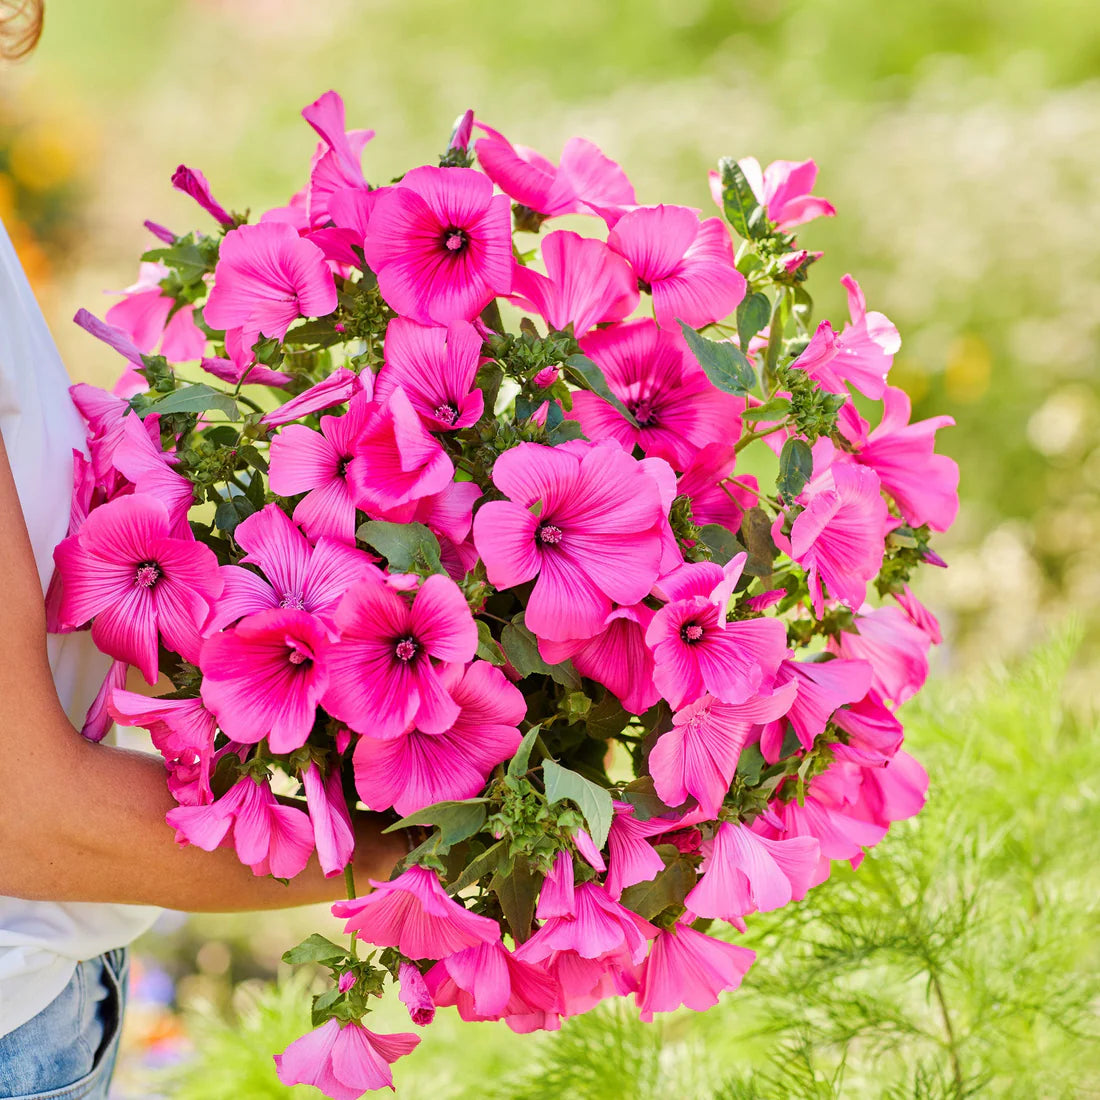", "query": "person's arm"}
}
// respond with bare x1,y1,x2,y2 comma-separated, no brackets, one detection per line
0,432,404,910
